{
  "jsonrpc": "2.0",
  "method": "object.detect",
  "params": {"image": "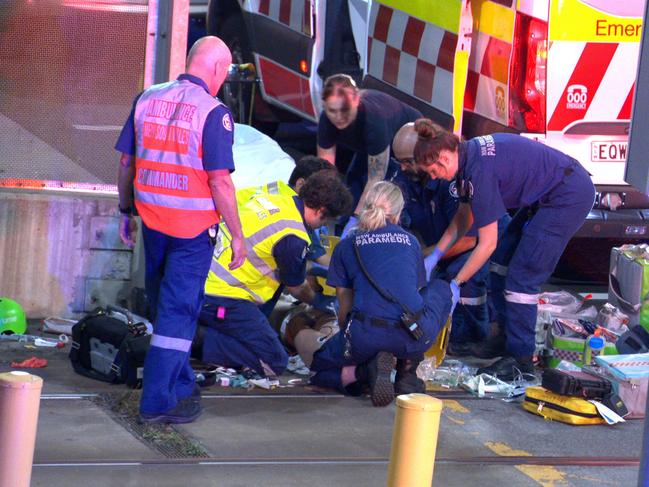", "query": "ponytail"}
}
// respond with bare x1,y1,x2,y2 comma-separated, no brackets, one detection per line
413,118,460,165
358,181,404,232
